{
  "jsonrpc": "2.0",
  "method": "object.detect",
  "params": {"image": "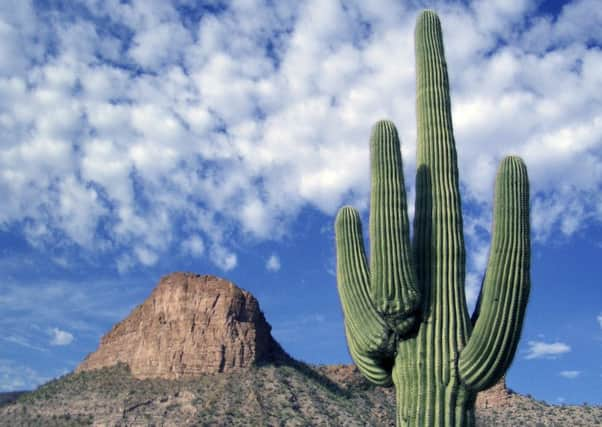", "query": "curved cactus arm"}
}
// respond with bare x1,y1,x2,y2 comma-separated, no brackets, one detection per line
335,206,396,380
345,324,394,386
458,156,530,391
369,120,420,335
